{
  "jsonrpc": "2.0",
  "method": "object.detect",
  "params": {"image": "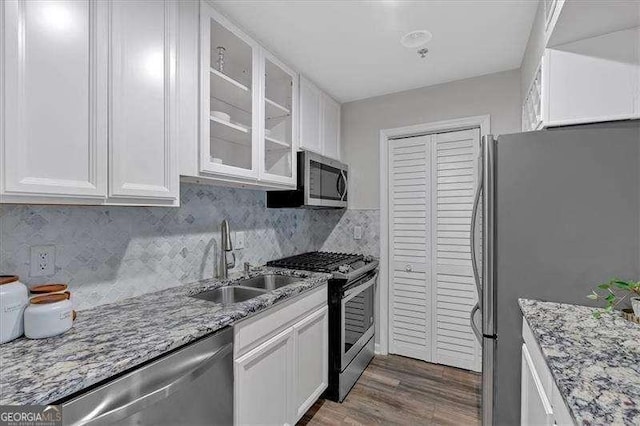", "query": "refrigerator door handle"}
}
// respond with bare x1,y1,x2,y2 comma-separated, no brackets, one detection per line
470,141,483,304
482,134,497,337
470,302,481,343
